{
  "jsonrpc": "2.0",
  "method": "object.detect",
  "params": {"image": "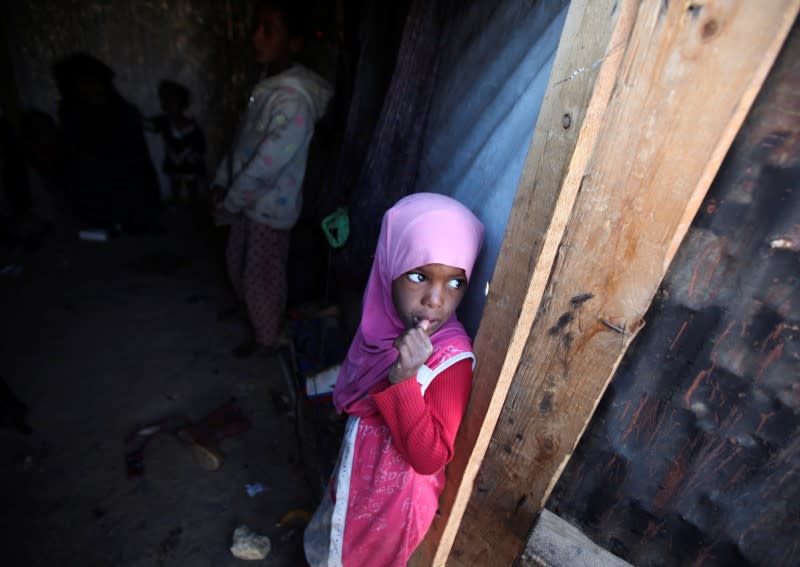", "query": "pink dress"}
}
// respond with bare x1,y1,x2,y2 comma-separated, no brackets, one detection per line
305,338,474,567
